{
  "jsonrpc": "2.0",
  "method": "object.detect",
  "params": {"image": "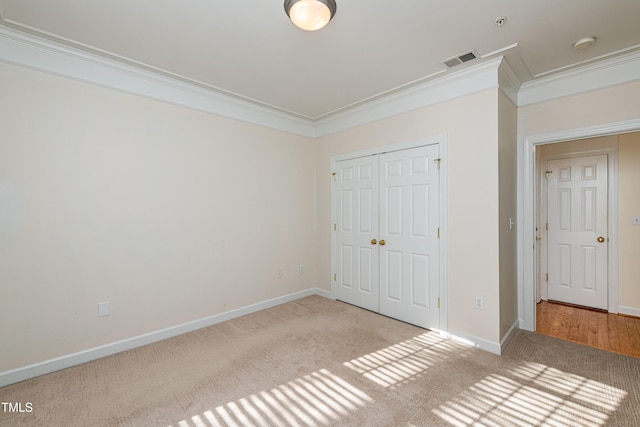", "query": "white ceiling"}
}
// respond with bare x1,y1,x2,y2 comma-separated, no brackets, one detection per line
1,0,639,120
